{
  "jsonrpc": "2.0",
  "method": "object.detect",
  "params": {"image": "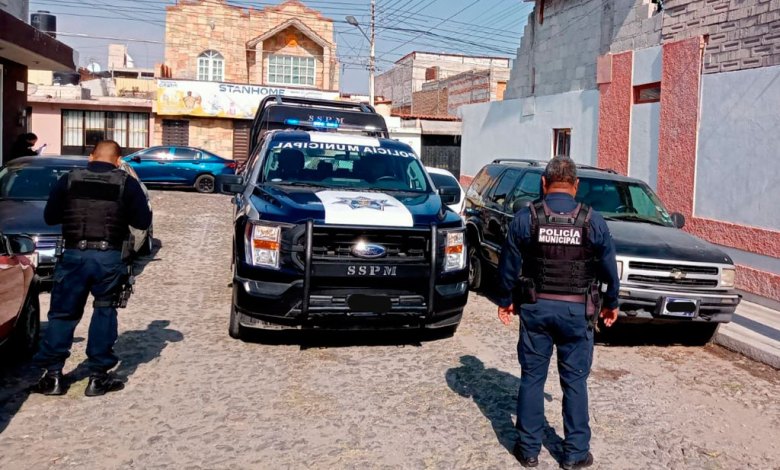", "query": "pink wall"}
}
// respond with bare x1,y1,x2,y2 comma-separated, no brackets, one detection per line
29,104,63,155
597,51,633,175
